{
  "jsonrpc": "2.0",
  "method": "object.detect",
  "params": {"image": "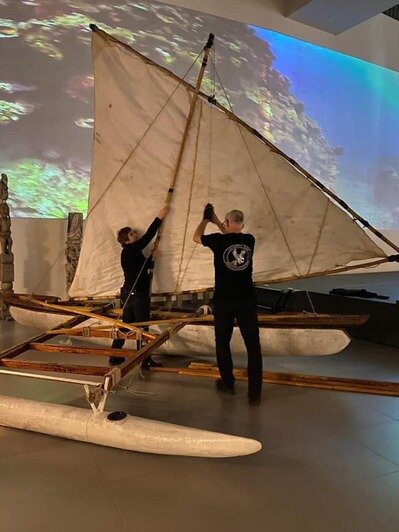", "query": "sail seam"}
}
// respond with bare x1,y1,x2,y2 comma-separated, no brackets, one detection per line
237,123,303,277
306,198,330,276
